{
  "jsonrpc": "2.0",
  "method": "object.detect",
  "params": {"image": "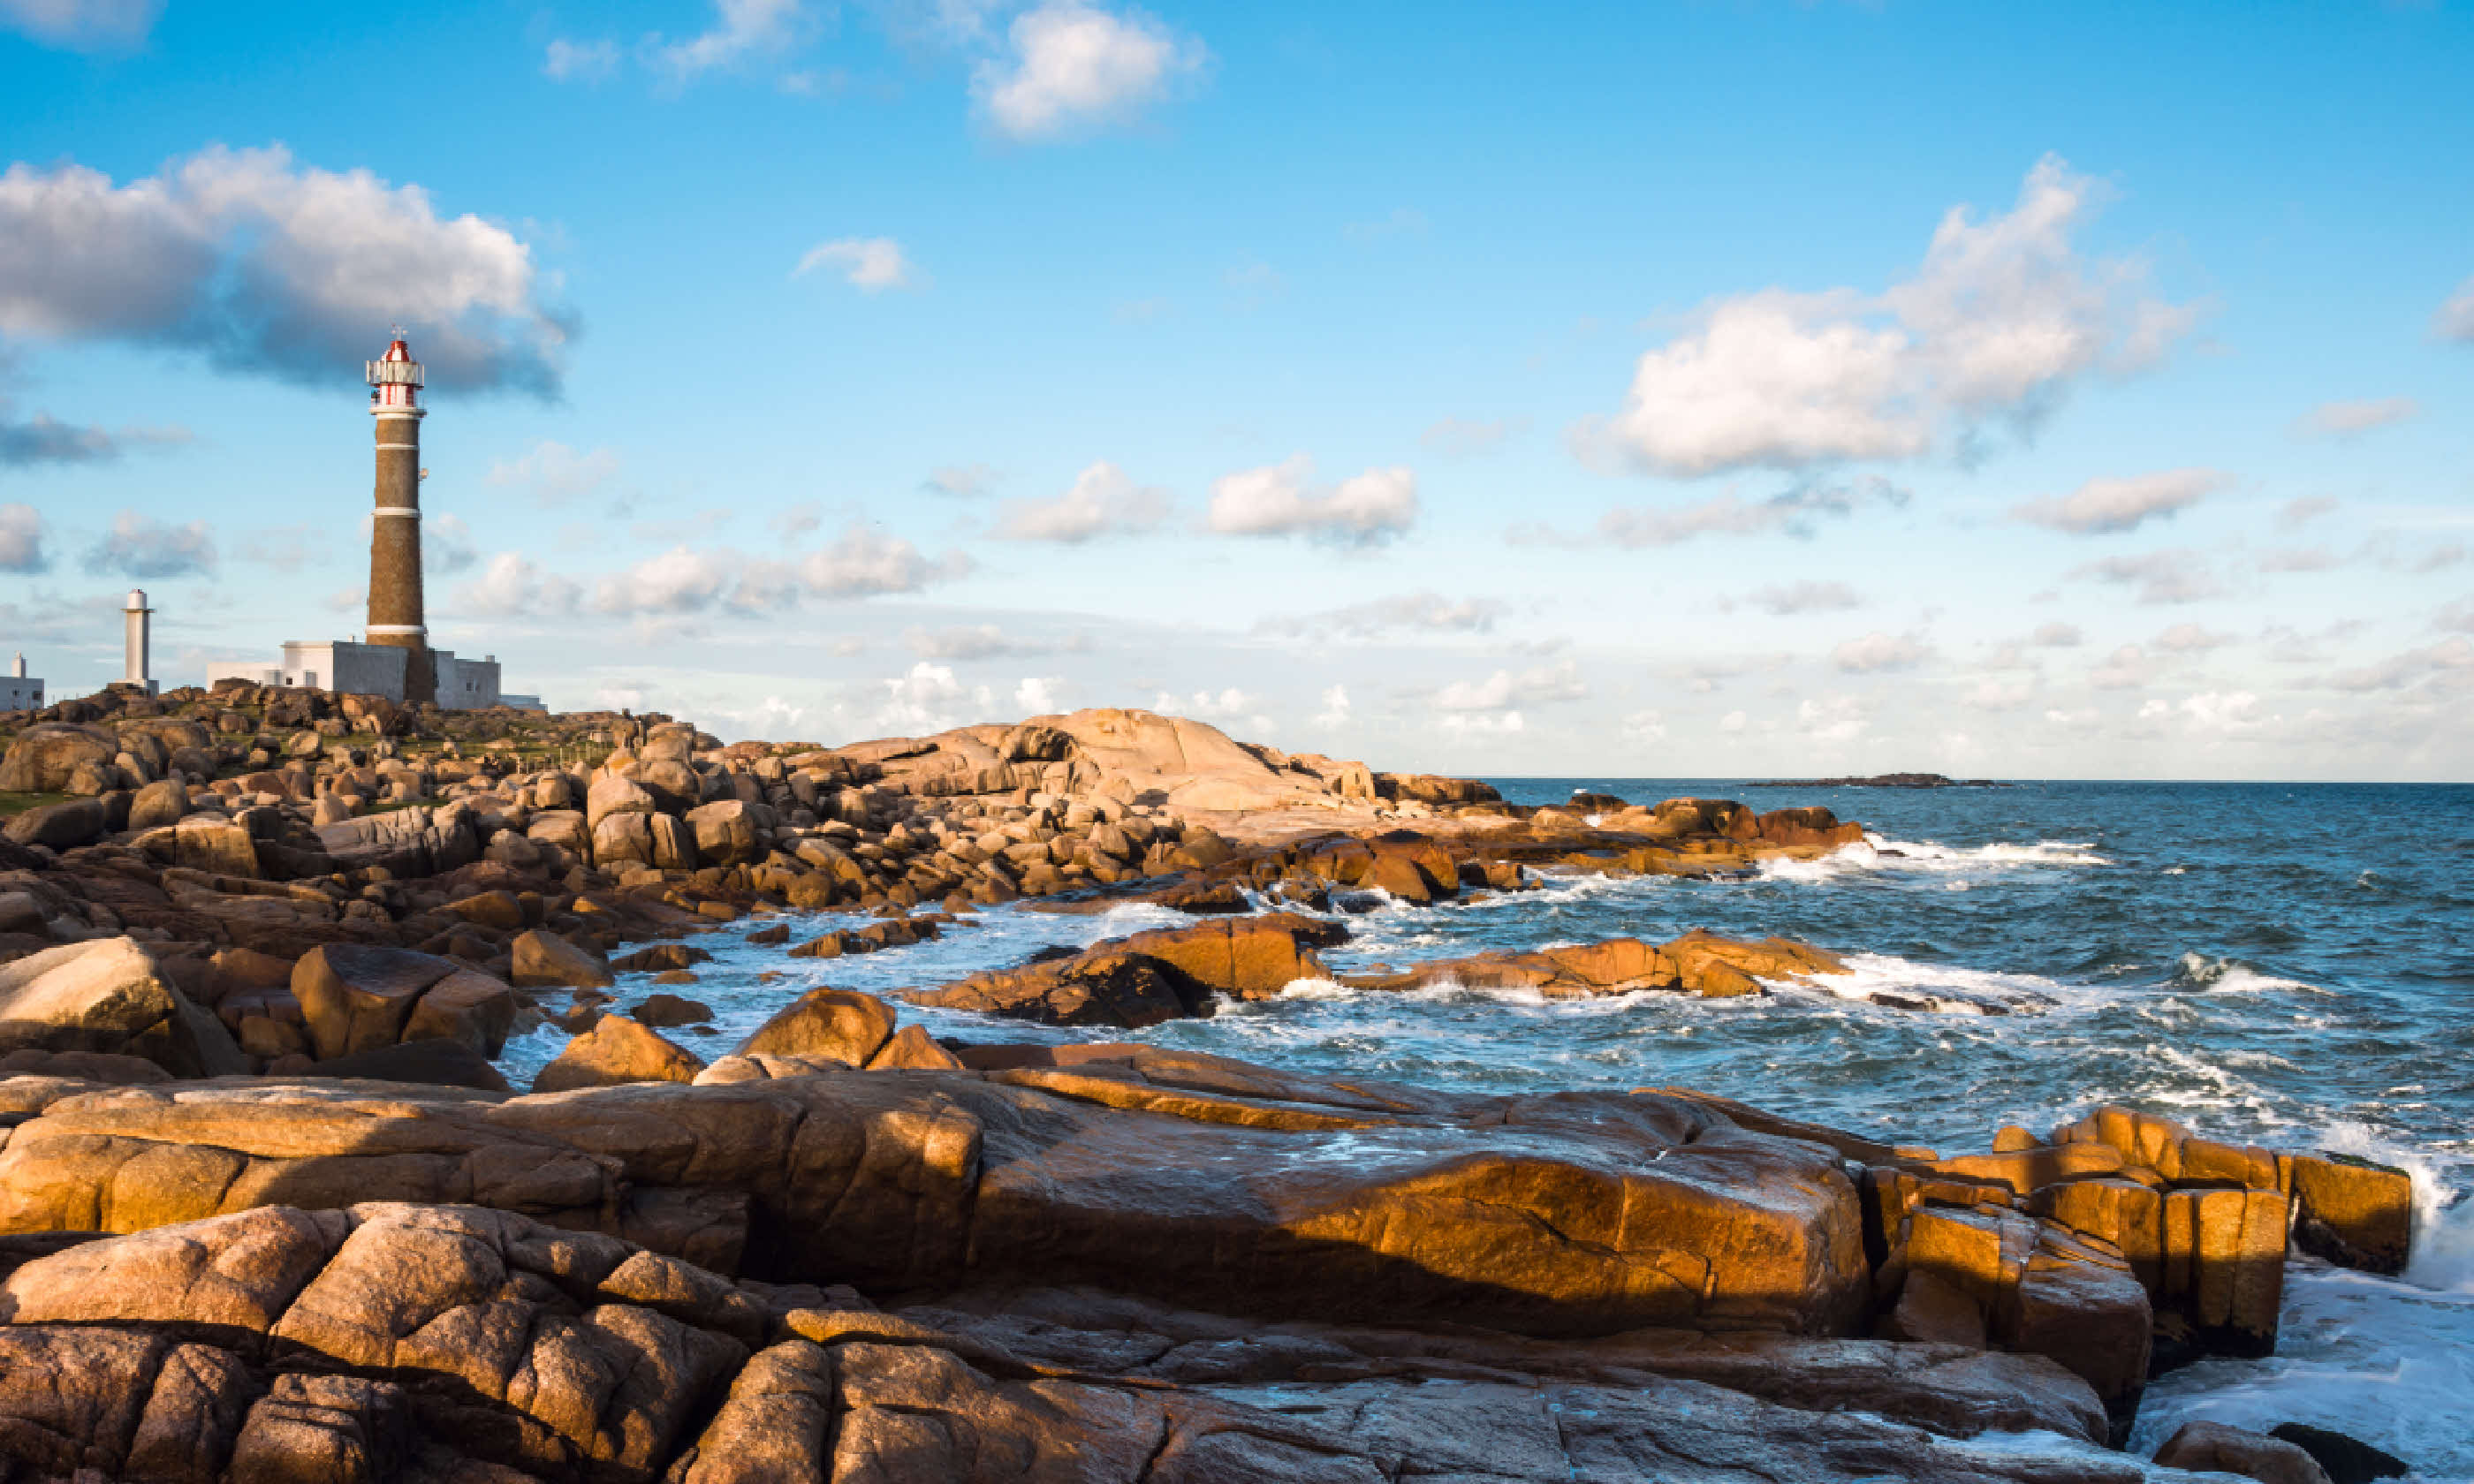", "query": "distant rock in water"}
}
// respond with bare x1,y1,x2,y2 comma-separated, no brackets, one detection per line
1751,772,2008,789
